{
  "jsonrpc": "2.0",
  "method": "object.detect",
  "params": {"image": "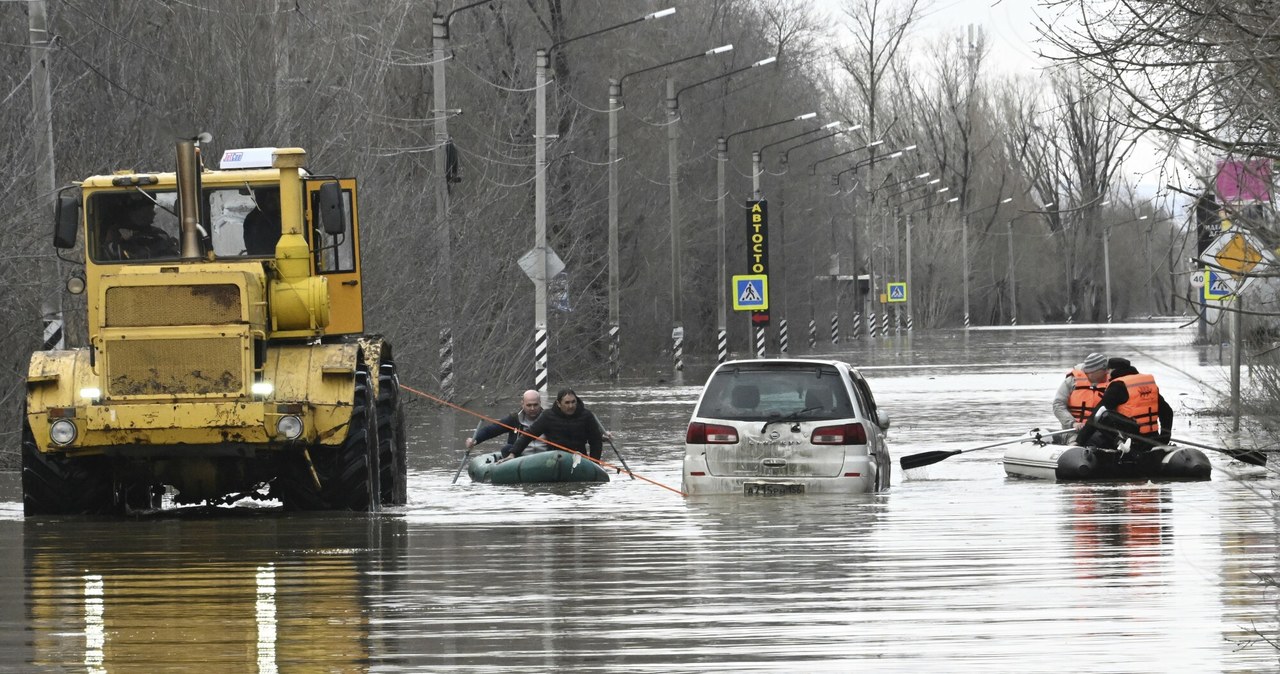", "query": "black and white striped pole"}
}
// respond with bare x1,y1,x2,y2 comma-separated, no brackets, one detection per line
830,312,839,344
807,317,817,350
778,318,789,355
608,324,620,380
672,326,685,372
534,48,551,398
852,310,861,340
754,325,766,358
533,327,548,396
439,328,454,398
41,301,63,351
869,311,878,338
